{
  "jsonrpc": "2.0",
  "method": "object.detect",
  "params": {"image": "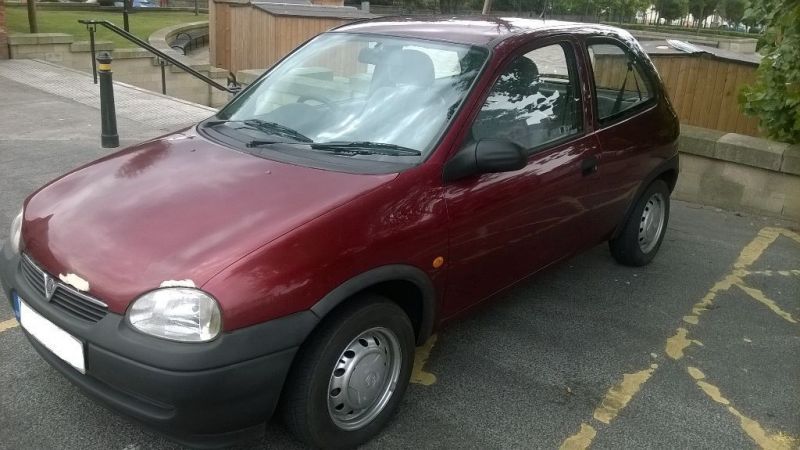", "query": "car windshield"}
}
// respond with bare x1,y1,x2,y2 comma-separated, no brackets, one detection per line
210,32,489,162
